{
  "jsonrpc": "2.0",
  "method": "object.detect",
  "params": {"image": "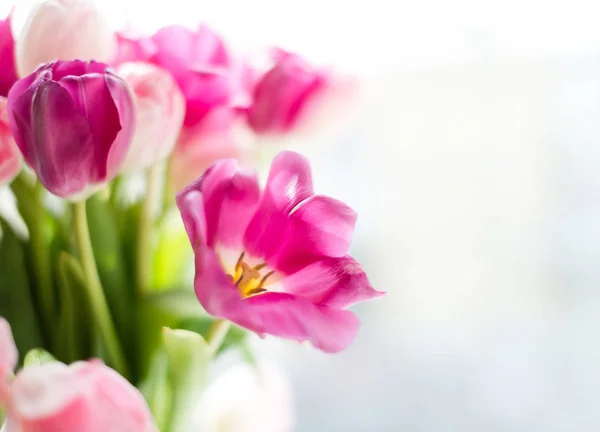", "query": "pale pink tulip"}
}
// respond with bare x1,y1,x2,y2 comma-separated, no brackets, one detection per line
4,360,157,432
118,62,185,172
15,0,115,77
